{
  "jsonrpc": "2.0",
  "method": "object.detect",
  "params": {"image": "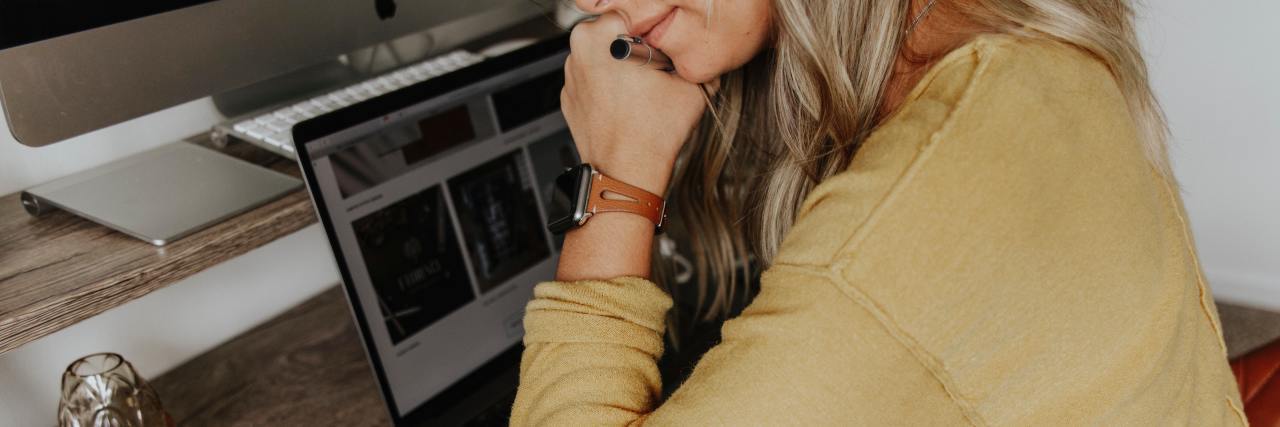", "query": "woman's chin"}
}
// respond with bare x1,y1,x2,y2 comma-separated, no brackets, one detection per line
674,65,719,85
